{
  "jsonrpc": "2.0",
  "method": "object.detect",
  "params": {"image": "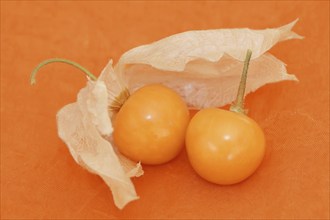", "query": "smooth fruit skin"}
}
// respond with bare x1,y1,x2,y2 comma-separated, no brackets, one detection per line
186,108,265,185
113,84,190,165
